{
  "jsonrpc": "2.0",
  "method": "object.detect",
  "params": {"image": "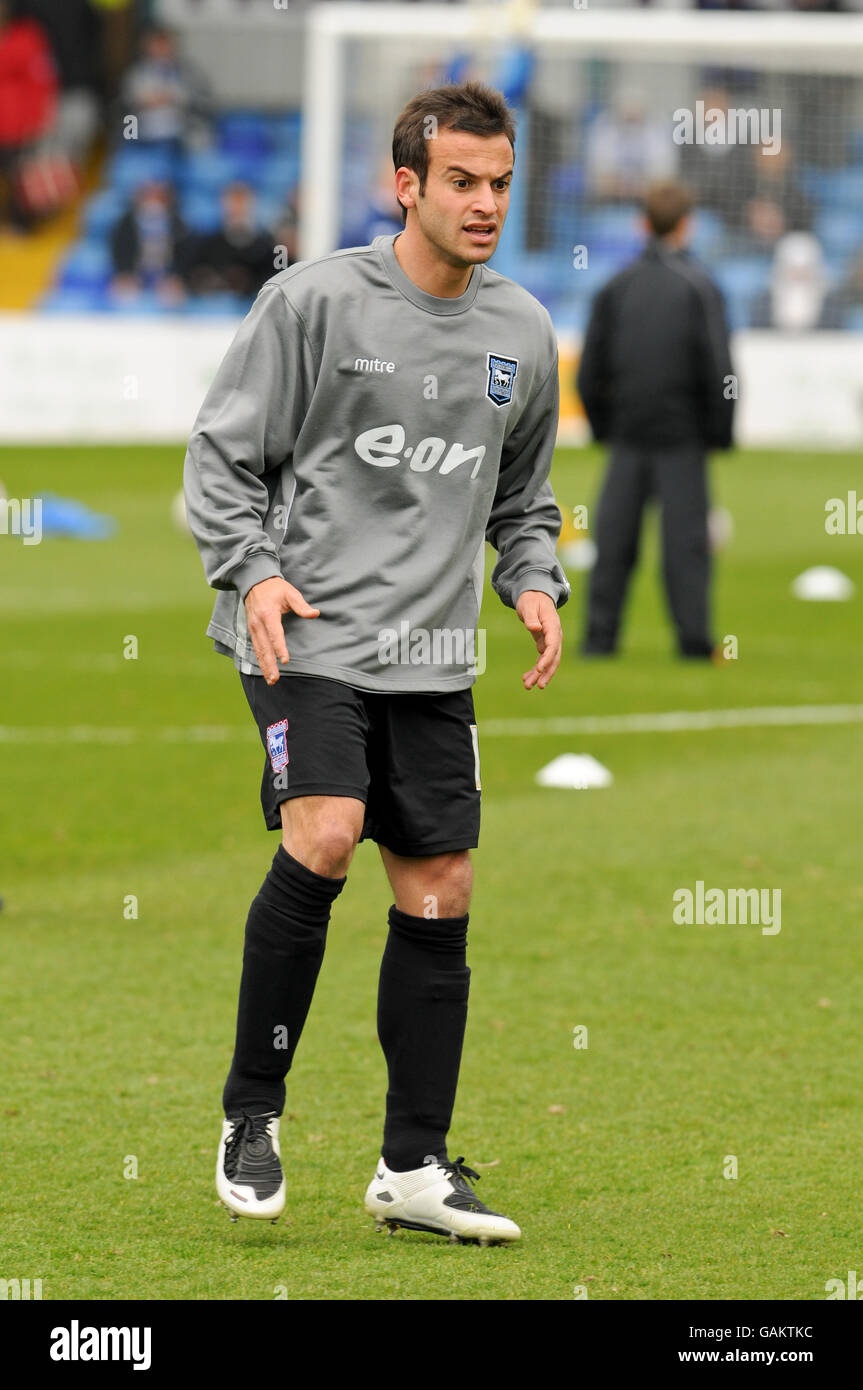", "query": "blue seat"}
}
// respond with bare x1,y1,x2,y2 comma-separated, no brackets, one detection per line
816,167,863,210
550,163,586,202
180,190,222,234
715,256,771,299
690,209,726,259
797,165,834,200
816,209,861,258
184,149,253,192
82,189,126,237
56,239,113,291
257,156,300,199
107,144,179,192
268,111,302,154
217,112,272,158
580,206,643,258
844,305,863,333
